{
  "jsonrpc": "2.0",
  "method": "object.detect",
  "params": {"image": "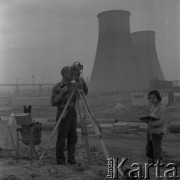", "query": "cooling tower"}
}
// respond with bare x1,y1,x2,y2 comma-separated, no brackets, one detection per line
89,10,142,92
132,31,165,89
